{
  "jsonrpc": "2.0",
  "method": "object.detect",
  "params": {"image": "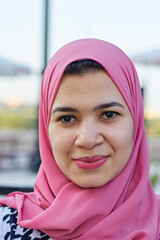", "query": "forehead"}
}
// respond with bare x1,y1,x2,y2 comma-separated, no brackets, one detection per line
52,70,127,108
